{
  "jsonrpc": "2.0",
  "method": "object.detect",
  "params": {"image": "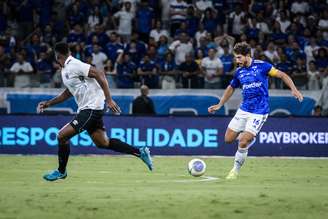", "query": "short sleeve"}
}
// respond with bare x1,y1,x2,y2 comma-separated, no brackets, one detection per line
261,61,275,77
230,73,240,88
169,41,178,51
25,63,33,72
102,53,108,62
113,12,120,18
268,67,279,77
76,60,91,77
10,63,18,72
150,30,156,39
